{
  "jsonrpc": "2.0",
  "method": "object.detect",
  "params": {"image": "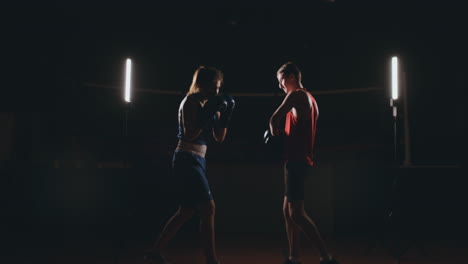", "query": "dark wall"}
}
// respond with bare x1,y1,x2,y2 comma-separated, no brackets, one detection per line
2,3,466,254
